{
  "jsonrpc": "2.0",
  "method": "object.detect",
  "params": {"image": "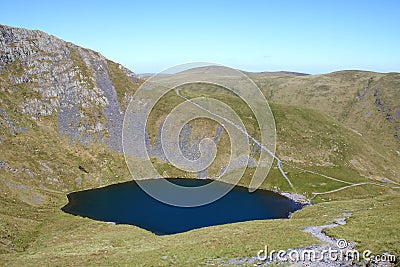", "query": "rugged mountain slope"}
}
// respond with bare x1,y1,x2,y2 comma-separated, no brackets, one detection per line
252,71,400,150
0,24,140,252
0,24,140,152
